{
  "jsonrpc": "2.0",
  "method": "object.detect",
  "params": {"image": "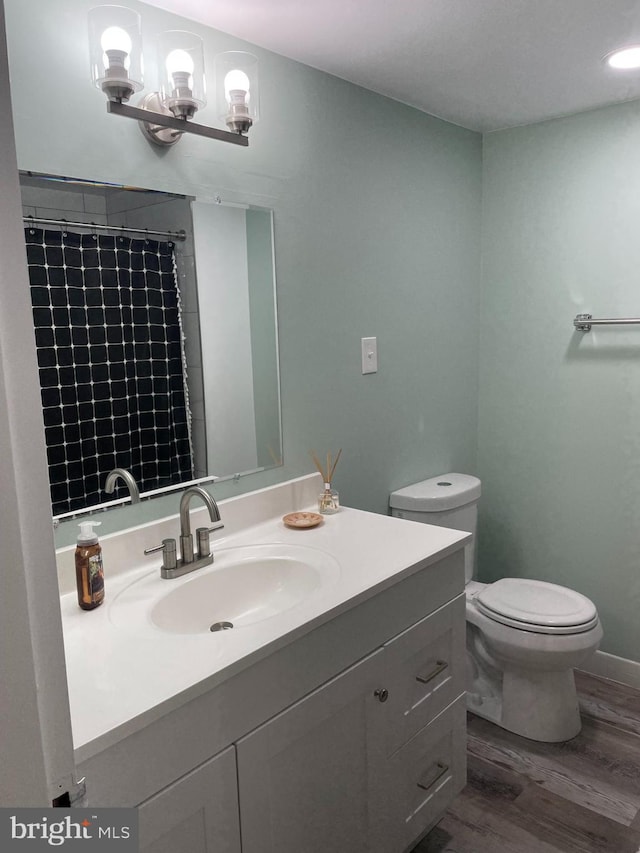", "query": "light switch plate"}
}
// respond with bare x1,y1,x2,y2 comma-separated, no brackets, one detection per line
361,337,378,374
